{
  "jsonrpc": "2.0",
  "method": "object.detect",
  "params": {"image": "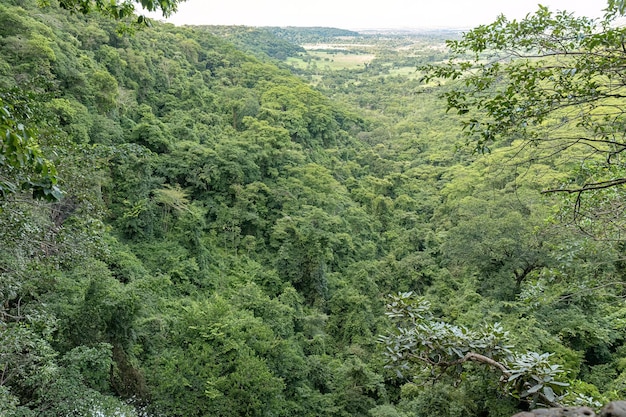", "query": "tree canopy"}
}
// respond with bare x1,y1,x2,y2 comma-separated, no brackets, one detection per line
3,1,626,416
422,3,626,236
